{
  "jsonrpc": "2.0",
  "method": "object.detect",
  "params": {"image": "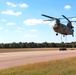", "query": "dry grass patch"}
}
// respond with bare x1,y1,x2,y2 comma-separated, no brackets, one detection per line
0,57,76,75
